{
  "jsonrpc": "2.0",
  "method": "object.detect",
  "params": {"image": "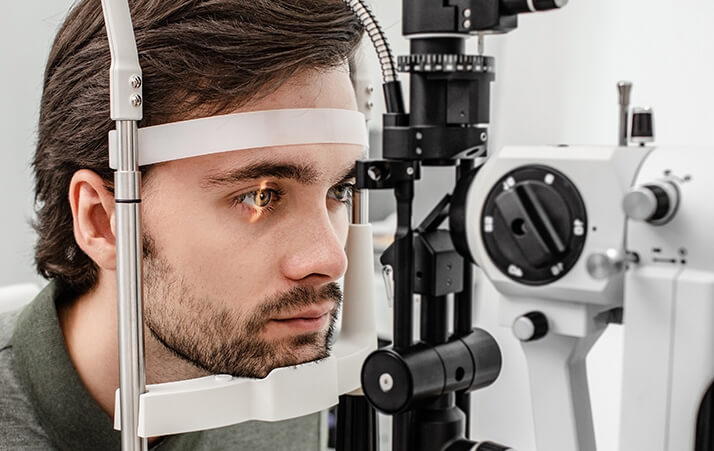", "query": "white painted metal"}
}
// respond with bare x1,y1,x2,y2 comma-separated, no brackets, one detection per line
464,145,651,451
620,146,714,451
107,109,368,169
